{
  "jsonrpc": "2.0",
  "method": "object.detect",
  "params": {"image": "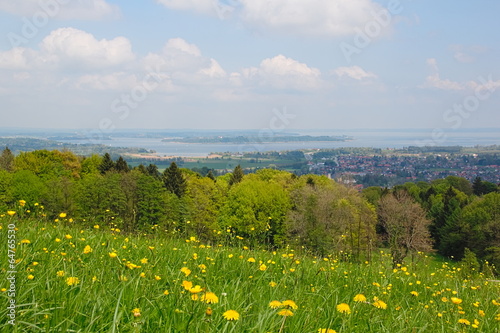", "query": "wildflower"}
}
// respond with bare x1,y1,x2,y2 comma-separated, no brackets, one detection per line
472,319,480,328
247,257,256,263
201,292,219,304
223,310,240,321
259,264,267,271
182,280,193,290
269,281,277,287
441,297,448,302
56,270,65,277
140,258,148,264
205,307,213,316
83,245,92,254
458,318,470,325
451,297,463,305
94,225,100,229
59,212,67,218
65,234,72,239
269,300,282,309
7,211,16,216
131,308,141,317
373,300,387,309
27,274,34,280
336,303,351,314
278,309,294,317
163,290,169,295
20,239,31,244
19,200,26,206
189,285,203,293
191,294,199,301
109,252,118,258
353,294,367,302
180,267,191,277
66,277,80,286
154,275,161,281
318,329,337,333
282,300,298,309
410,291,419,297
